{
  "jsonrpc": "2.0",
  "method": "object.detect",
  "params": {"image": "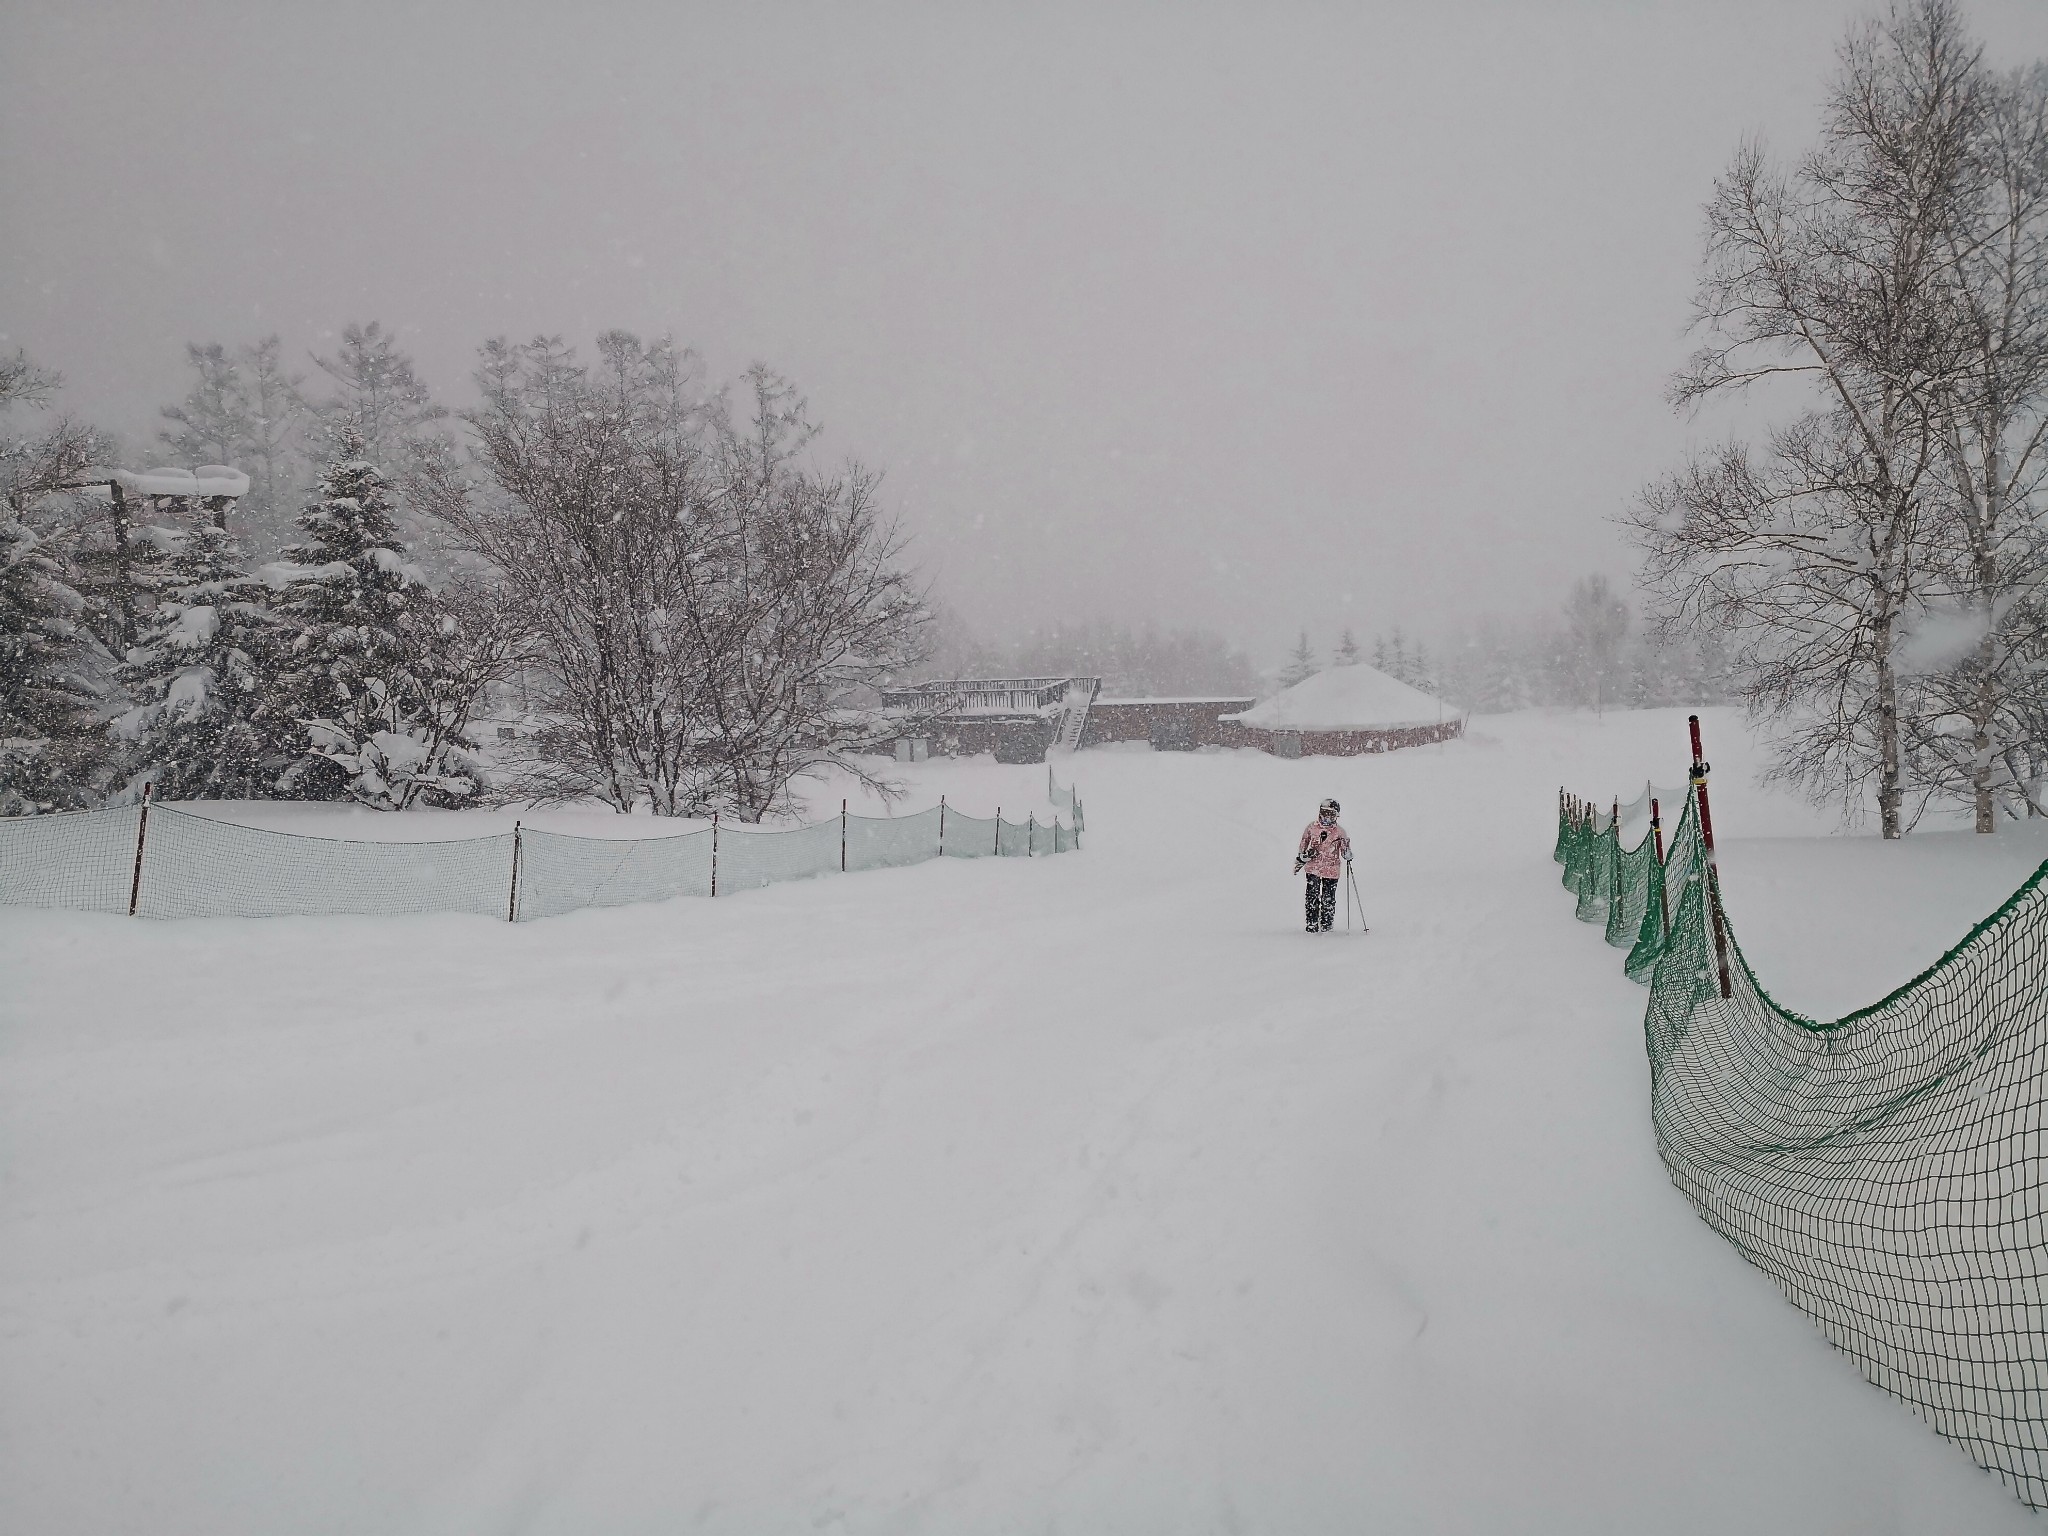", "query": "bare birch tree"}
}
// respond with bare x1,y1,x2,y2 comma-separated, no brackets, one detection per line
1634,0,1990,836
1908,53,2048,827
1634,412,1935,826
